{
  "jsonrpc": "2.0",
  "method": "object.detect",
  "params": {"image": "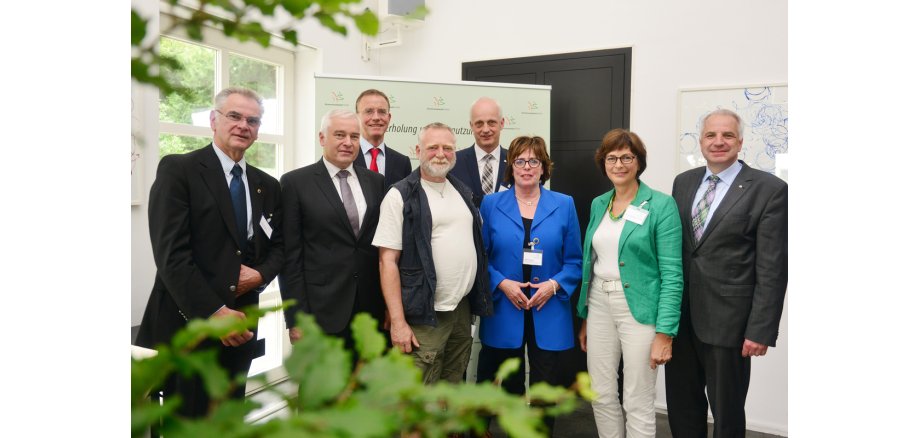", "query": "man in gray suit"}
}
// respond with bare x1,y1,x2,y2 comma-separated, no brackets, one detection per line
665,109,788,438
